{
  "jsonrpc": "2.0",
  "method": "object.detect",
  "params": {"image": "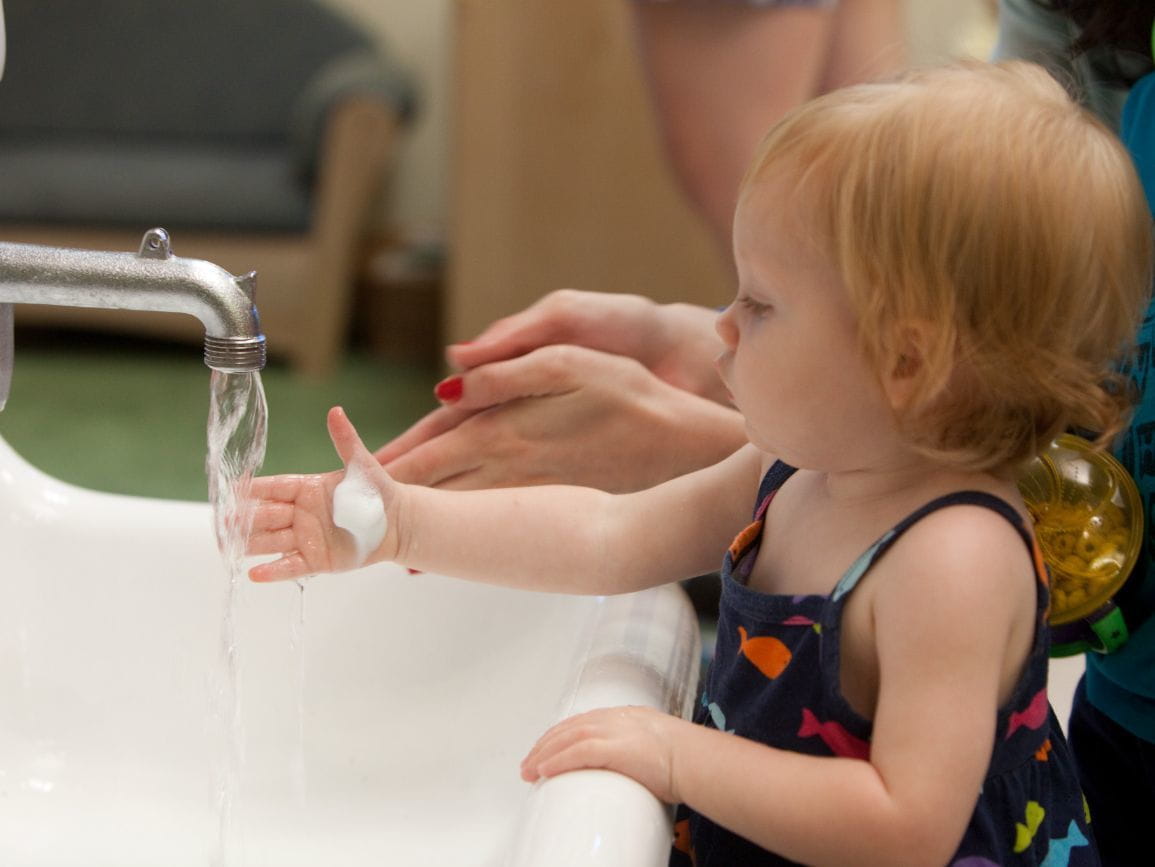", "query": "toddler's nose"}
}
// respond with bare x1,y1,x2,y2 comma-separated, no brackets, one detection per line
715,304,739,349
